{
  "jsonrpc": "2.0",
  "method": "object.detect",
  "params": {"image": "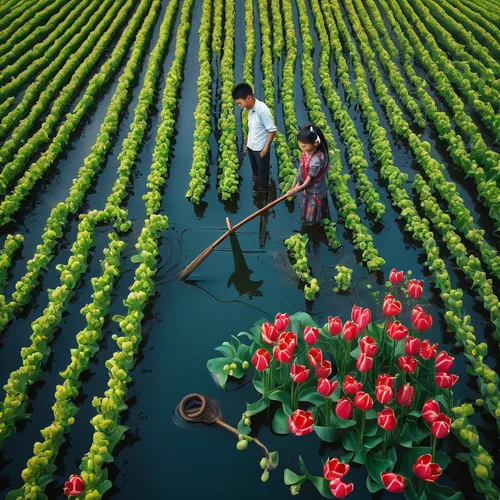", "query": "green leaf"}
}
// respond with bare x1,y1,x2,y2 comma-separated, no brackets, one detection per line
353,445,369,464
215,342,236,358
245,397,269,416
365,452,394,484
407,419,430,443
272,404,290,435
332,416,357,429
106,425,129,451
366,474,384,493
298,455,308,475
399,423,414,448
130,255,143,263
314,425,339,443
284,469,304,486
455,452,469,463
342,428,358,451
309,475,335,498
300,386,327,406
364,435,383,449
97,480,113,495
207,357,229,389
111,314,125,323
350,345,361,359
268,451,279,470
269,388,292,407
366,409,377,420
253,378,264,394
425,481,465,500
